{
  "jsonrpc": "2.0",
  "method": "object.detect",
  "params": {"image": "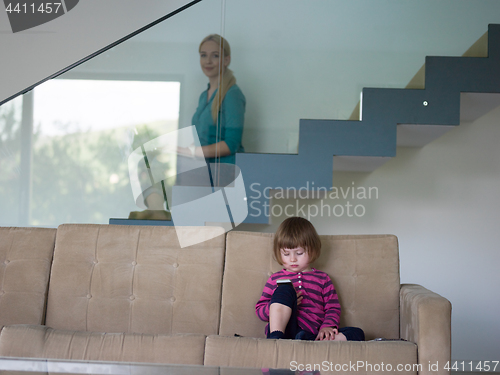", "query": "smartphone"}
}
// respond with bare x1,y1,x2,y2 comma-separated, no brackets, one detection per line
276,278,293,285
